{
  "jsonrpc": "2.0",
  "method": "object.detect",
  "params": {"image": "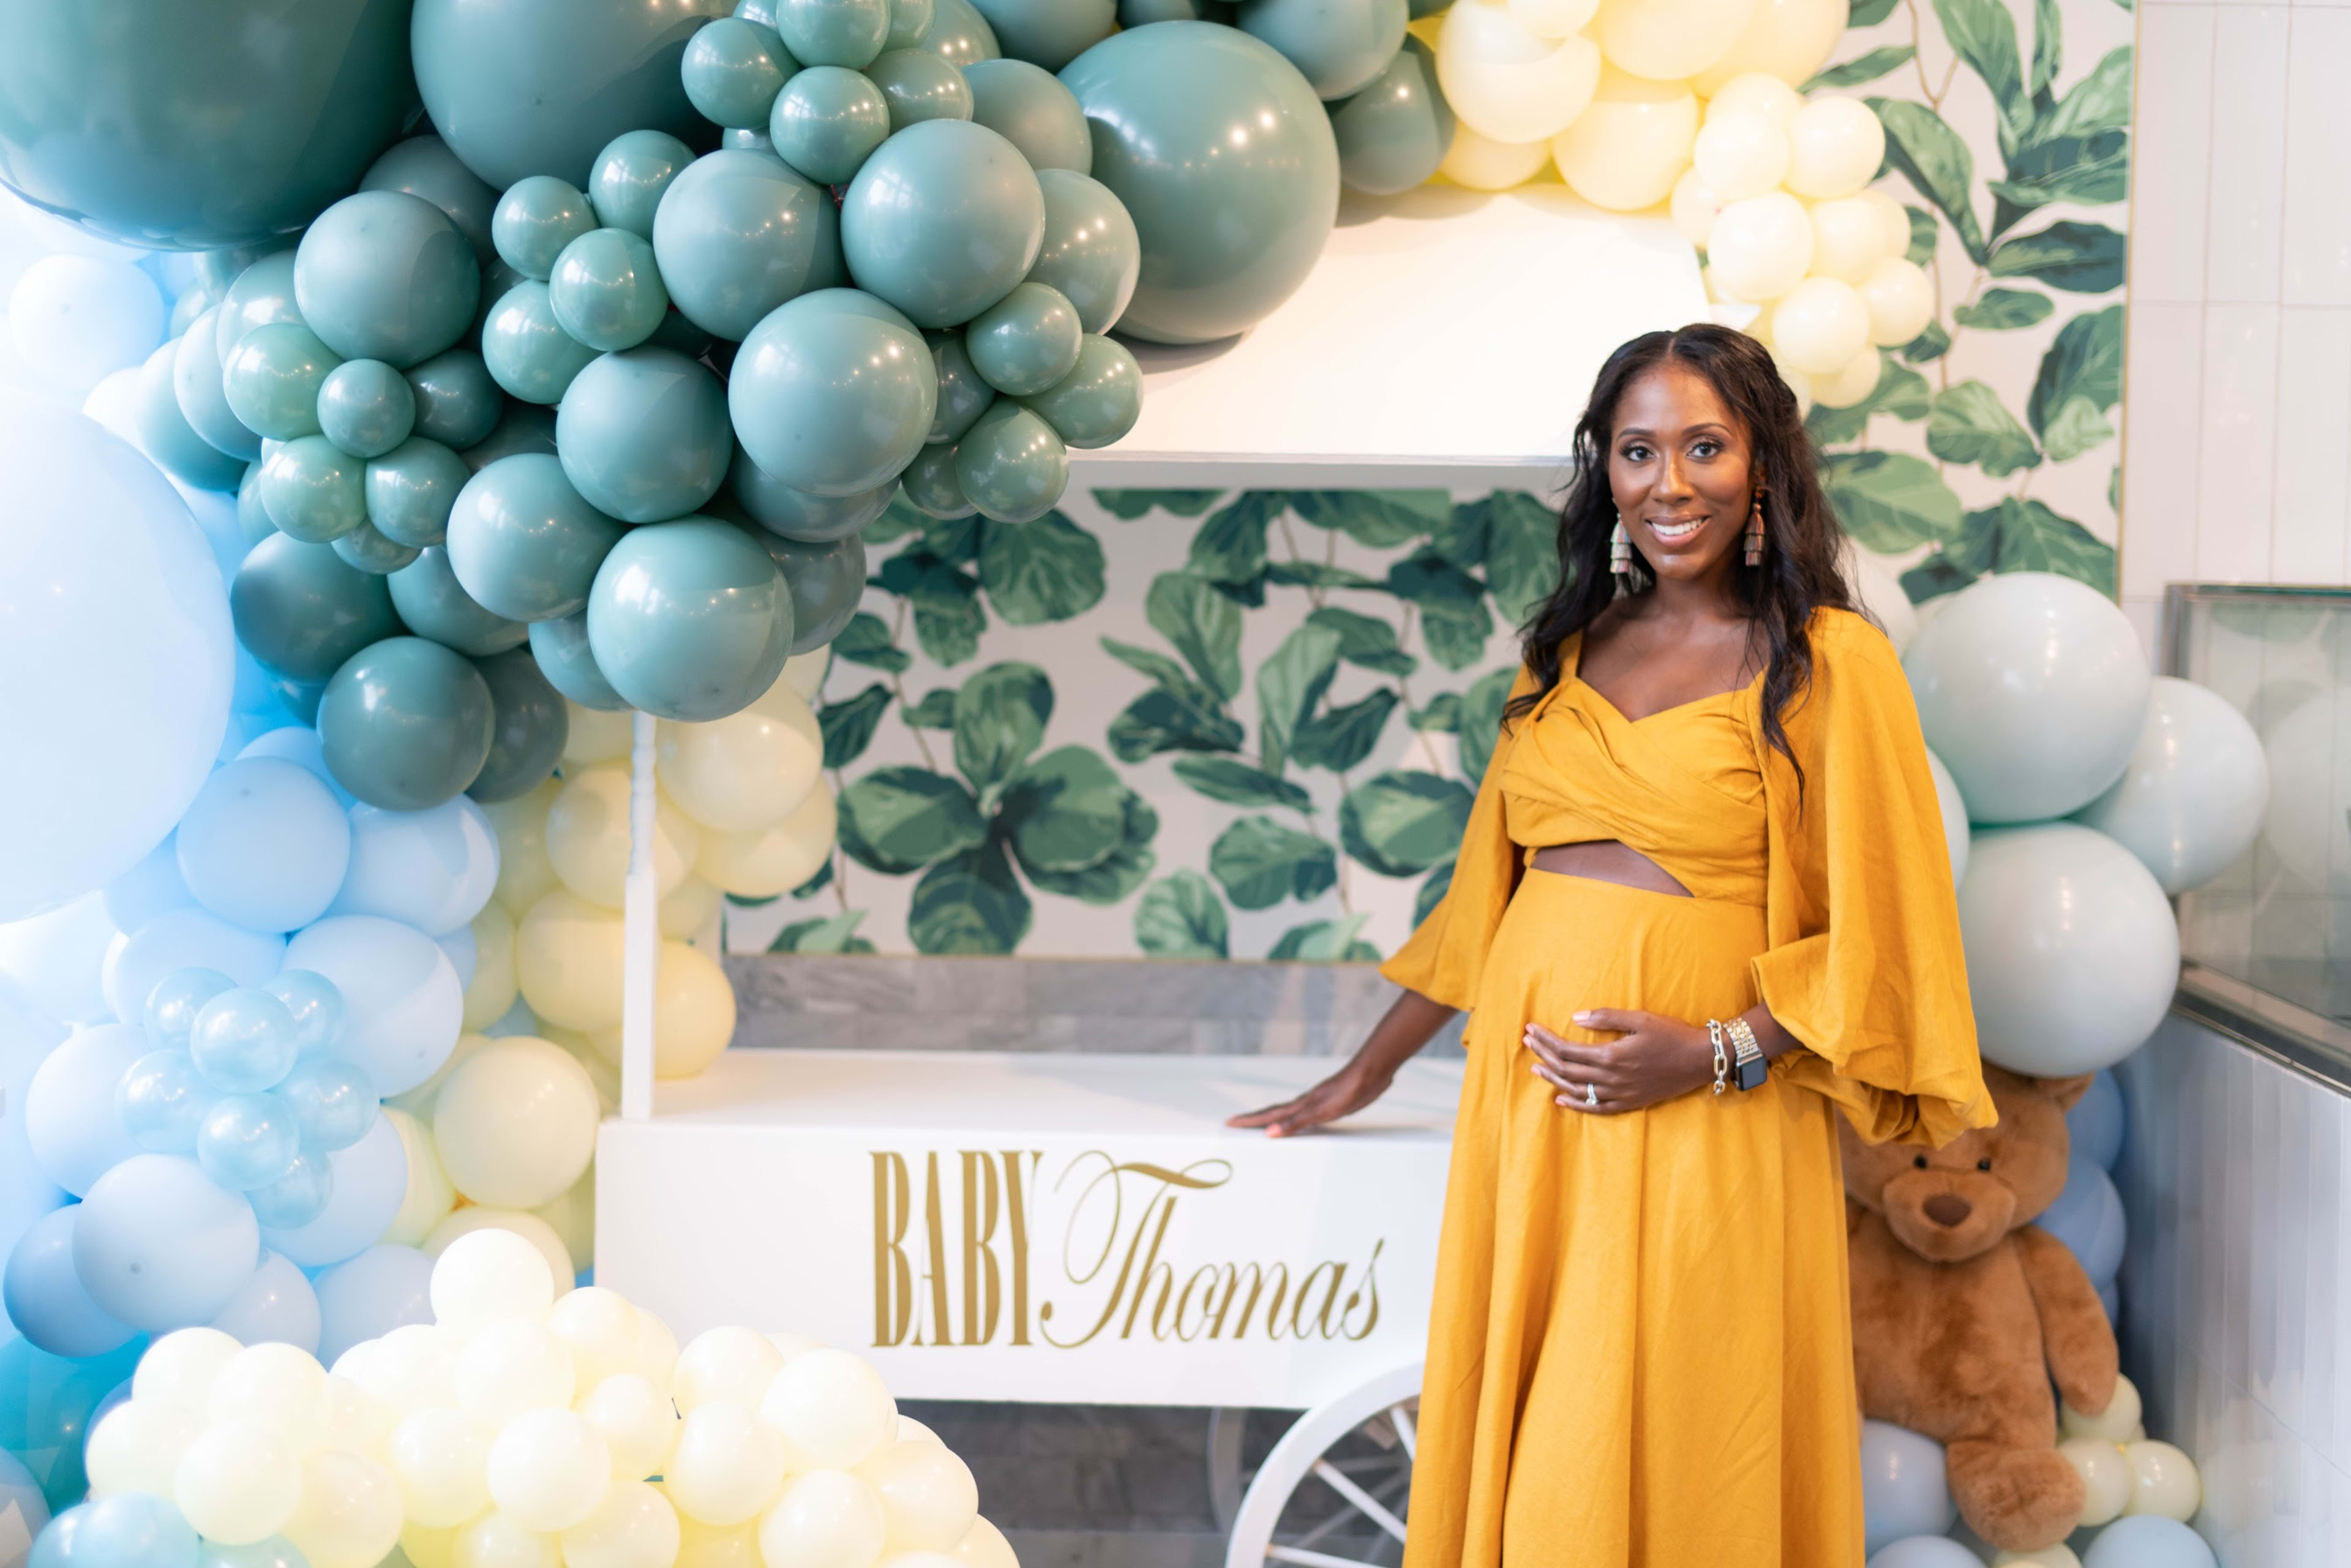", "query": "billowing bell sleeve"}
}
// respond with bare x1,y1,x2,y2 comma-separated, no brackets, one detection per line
1751,613,1995,1147
1377,664,1537,1015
